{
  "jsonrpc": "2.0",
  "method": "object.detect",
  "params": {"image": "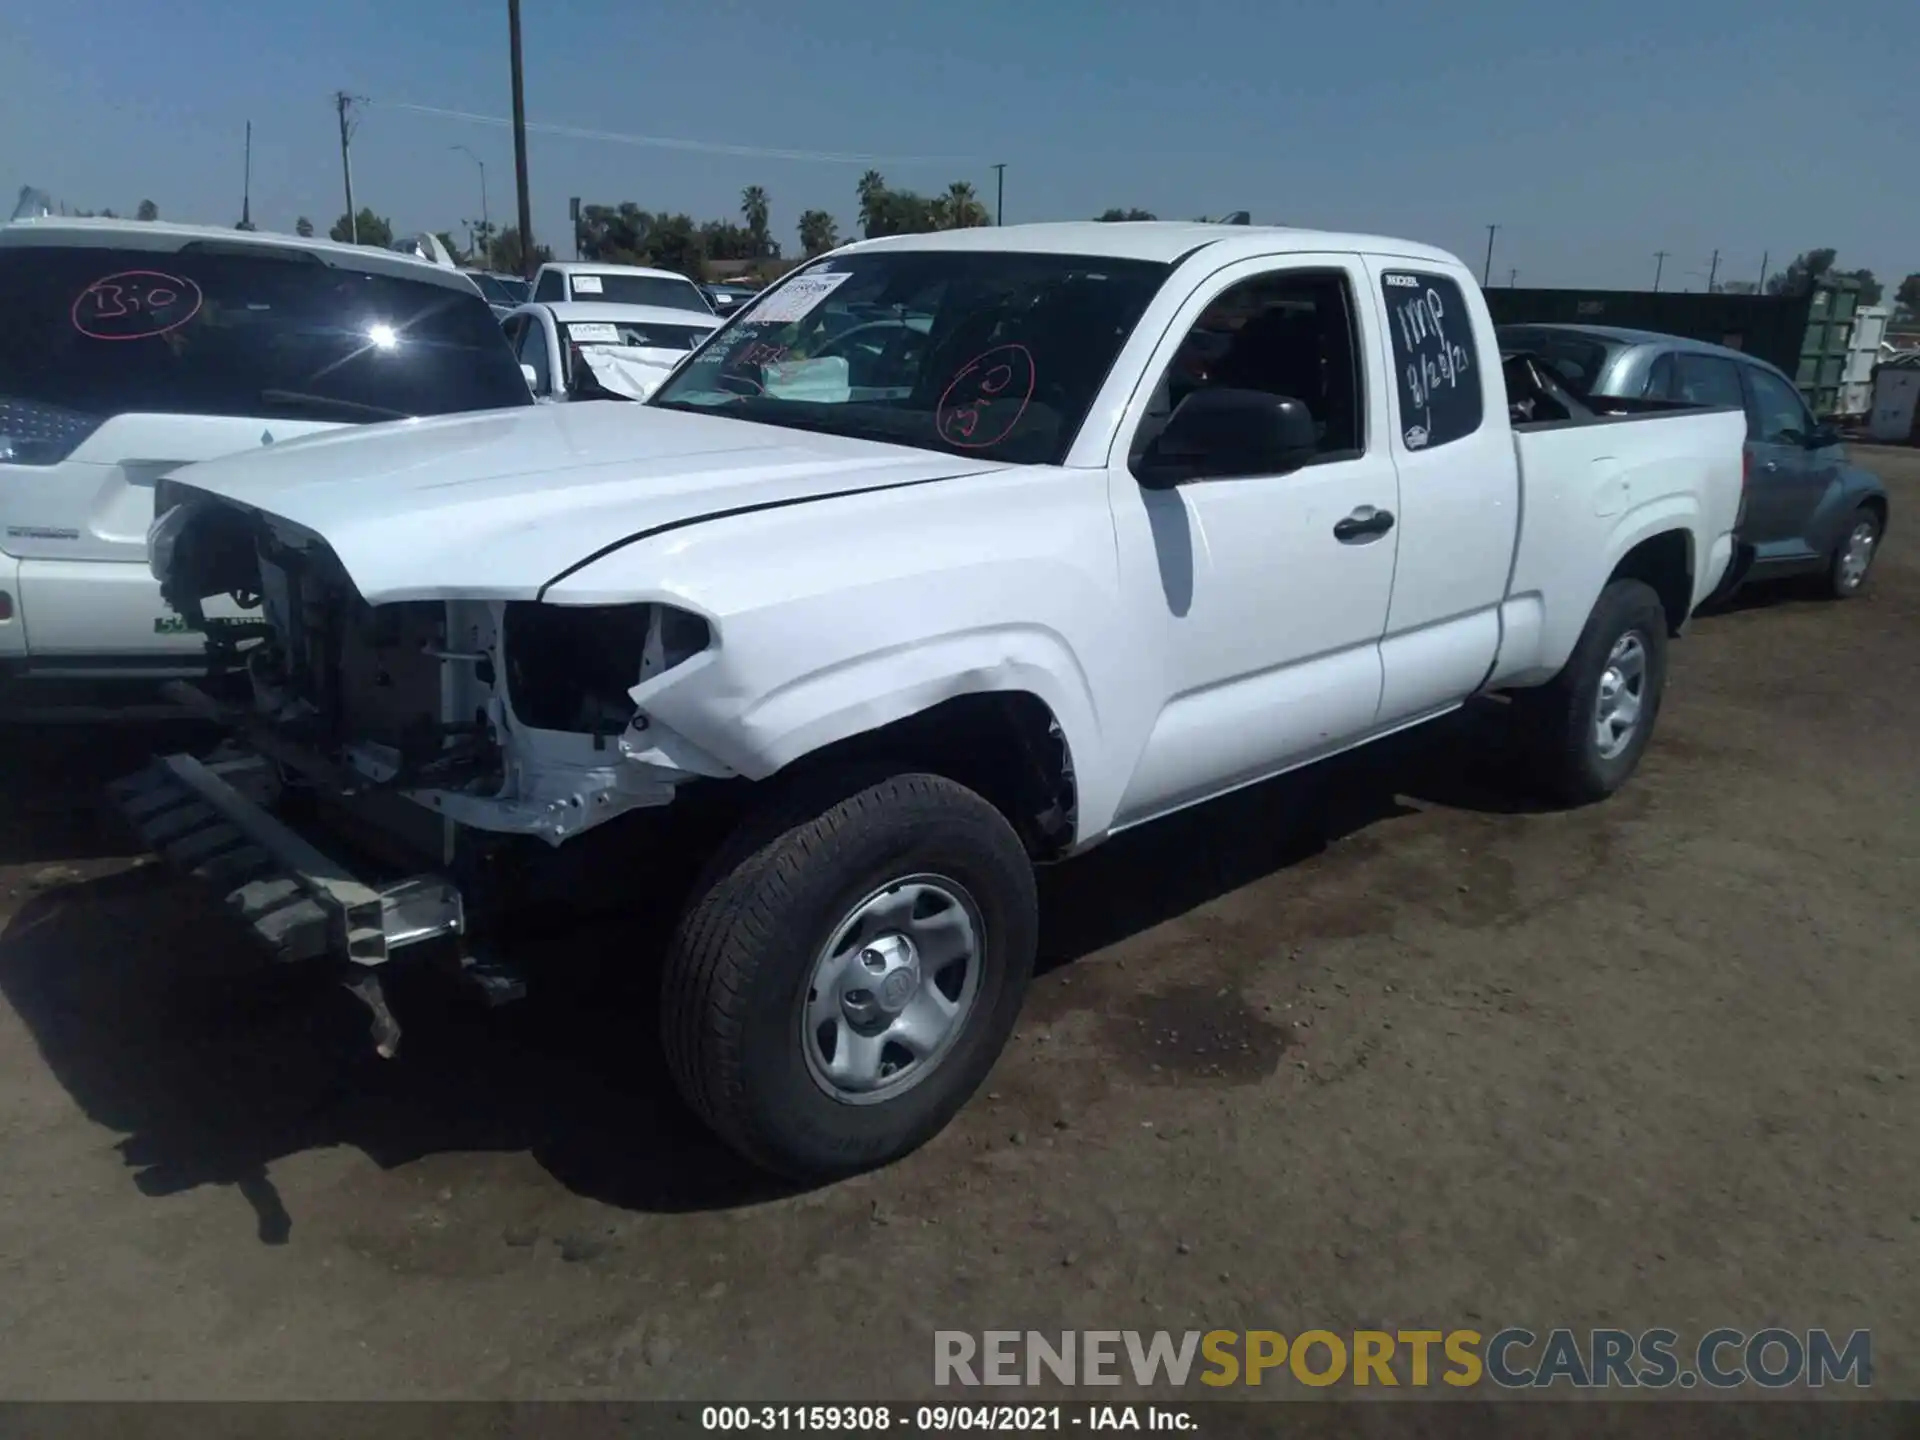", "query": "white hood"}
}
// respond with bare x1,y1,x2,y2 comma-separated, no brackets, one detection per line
165,402,1007,604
